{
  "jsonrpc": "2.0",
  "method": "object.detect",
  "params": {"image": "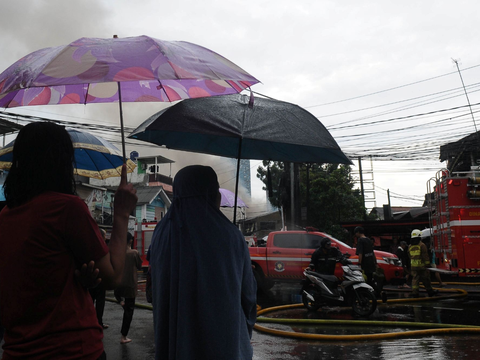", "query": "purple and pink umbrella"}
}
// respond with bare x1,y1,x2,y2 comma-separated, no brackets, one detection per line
0,35,260,159
219,188,247,208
